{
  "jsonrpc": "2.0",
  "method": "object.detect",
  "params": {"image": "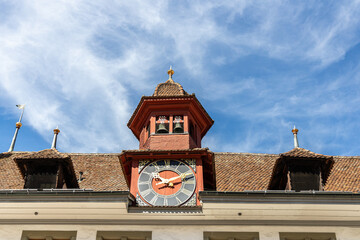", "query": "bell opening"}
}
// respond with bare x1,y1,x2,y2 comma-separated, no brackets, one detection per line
156,123,169,133
173,122,184,133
